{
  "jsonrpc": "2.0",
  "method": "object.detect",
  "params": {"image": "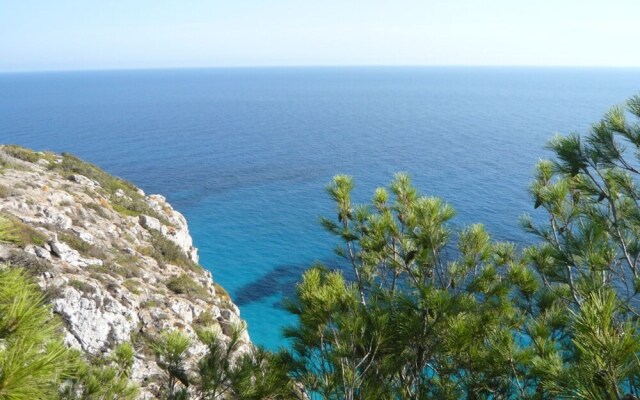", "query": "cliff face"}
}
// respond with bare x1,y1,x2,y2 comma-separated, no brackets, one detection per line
0,145,251,398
